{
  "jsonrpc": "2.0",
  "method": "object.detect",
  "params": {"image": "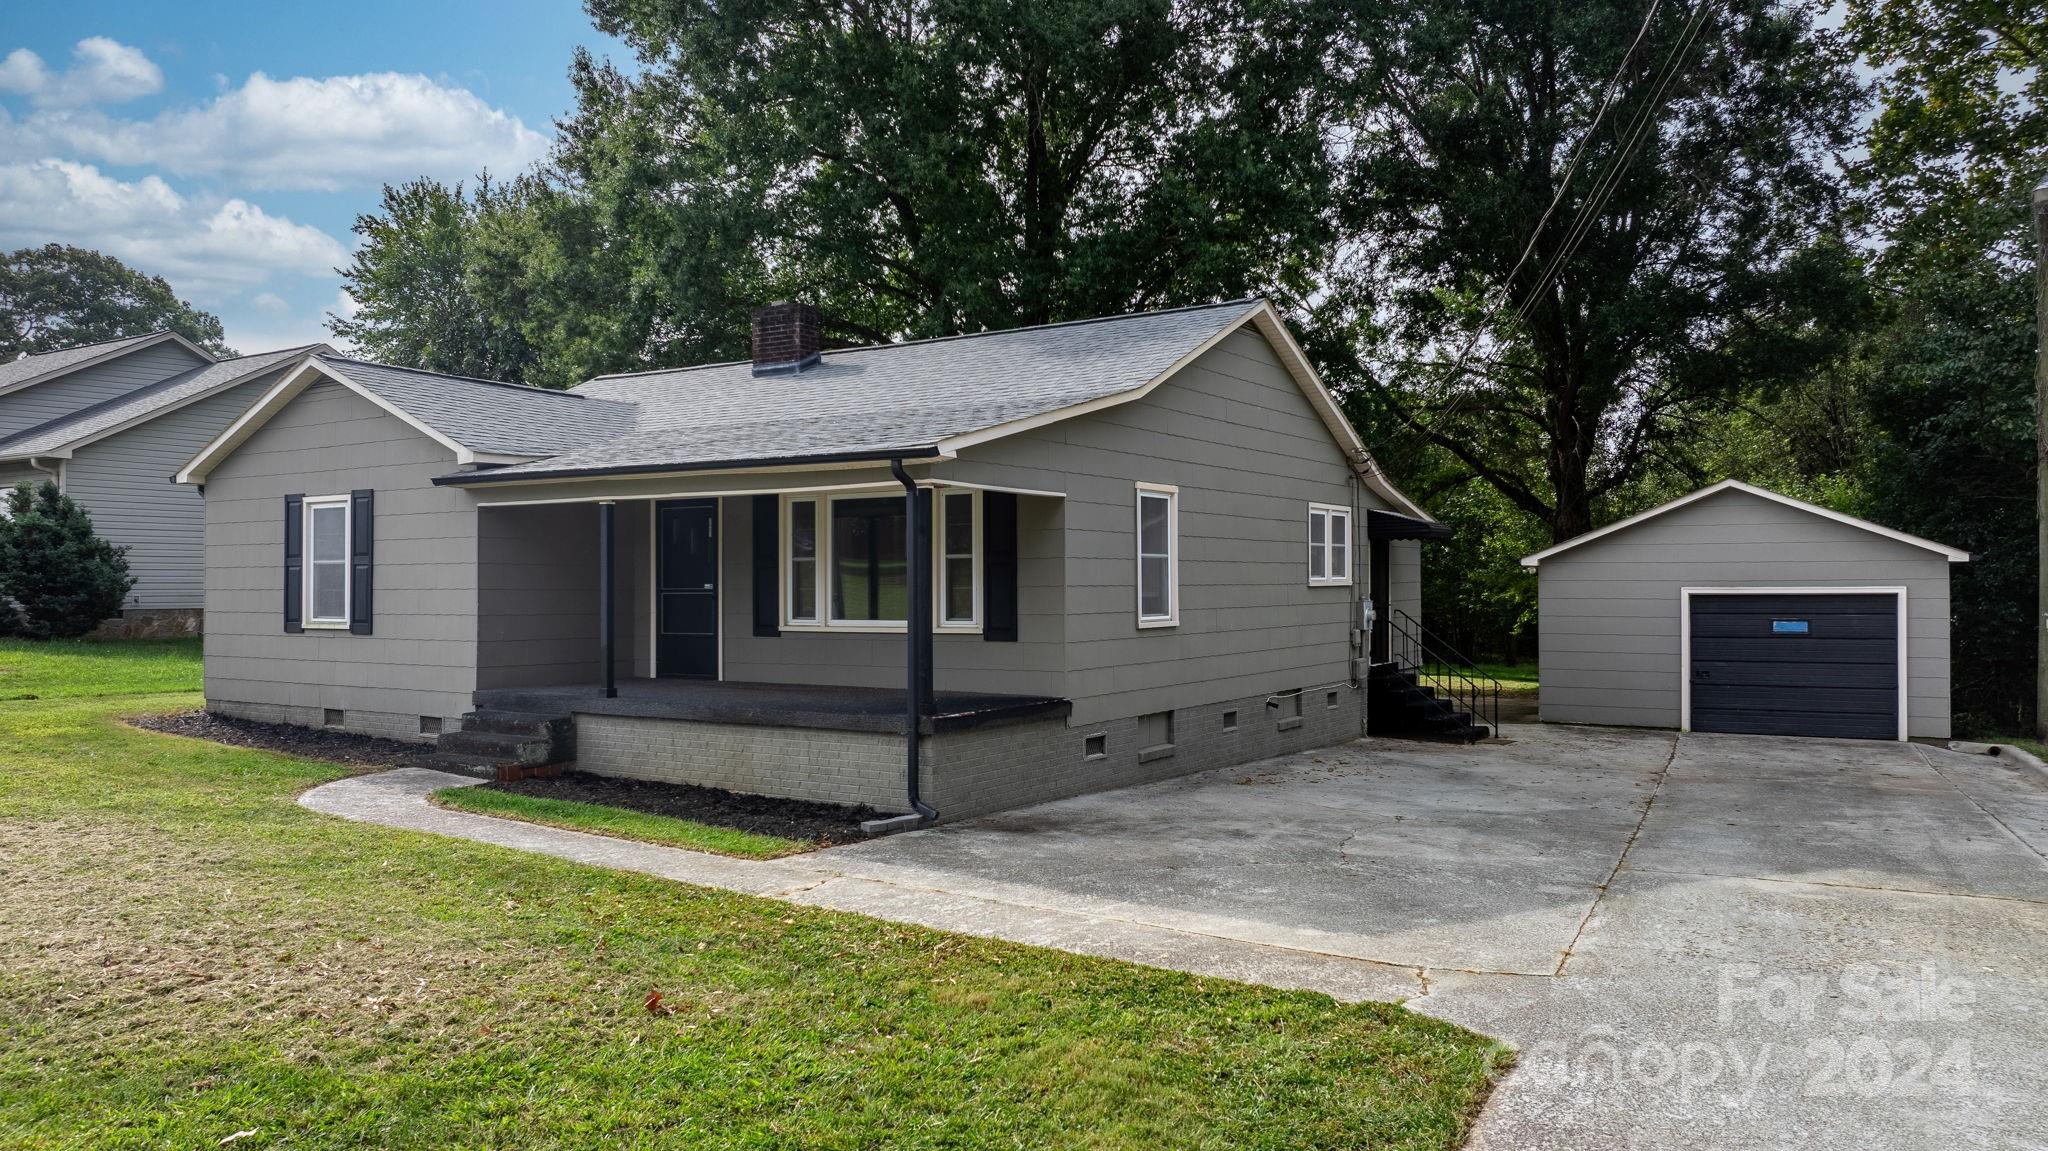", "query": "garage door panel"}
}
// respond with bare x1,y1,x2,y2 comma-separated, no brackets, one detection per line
1691,637,1896,664
1690,660,1895,689
1689,707,1898,740
1689,613,1897,640
1688,592,1898,741
1686,684,1896,716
